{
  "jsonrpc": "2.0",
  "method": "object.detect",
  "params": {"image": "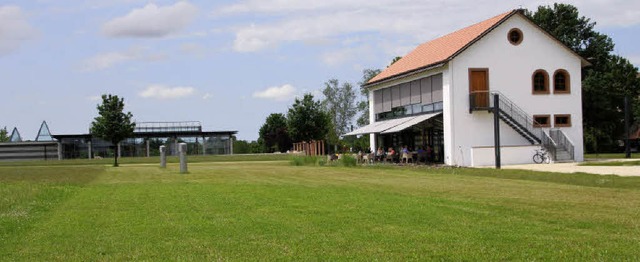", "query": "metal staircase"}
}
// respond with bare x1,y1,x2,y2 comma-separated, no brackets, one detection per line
469,91,574,162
